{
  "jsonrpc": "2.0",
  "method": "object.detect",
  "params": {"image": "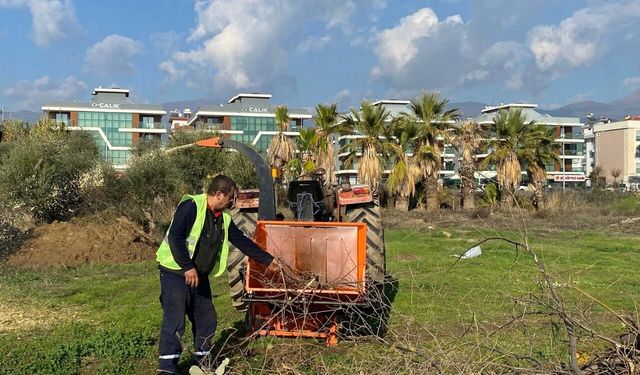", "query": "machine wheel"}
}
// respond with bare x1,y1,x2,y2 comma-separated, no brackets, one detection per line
345,200,386,285
227,208,258,311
